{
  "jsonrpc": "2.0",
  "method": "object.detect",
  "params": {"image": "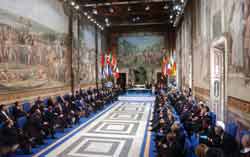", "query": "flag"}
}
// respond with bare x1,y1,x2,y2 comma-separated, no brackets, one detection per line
161,55,168,76
167,63,172,76
108,64,113,76
100,68,106,79
111,51,117,69
171,62,176,76
162,57,166,76
106,49,112,65
114,67,120,79
100,51,105,68
105,64,112,77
